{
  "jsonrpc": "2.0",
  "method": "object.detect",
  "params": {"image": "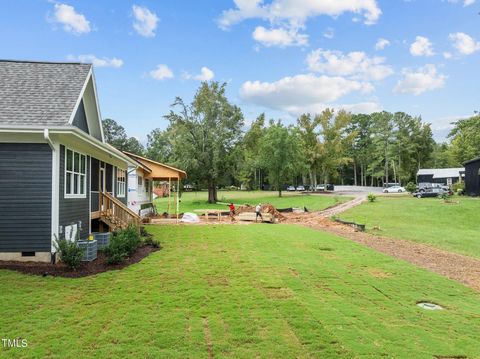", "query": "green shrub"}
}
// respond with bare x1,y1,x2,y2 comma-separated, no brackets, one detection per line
405,182,417,193
452,181,465,195
104,225,141,265
367,193,377,203
54,236,84,270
